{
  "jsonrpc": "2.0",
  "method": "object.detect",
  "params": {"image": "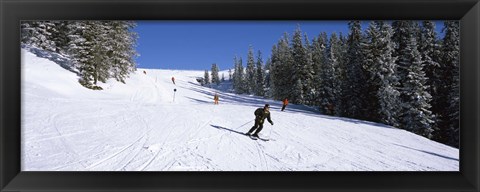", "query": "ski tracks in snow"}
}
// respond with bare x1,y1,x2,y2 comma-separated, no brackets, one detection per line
253,141,270,171
138,114,183,171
